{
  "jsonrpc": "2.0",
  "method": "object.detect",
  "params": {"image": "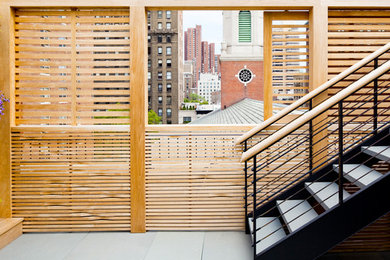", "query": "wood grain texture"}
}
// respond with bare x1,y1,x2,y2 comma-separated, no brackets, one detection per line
263,11,310,115
0,218,23,250
130,6,147,233
14,8,130,125
145,125,247,230
0,3,12,218
11,127,131,232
